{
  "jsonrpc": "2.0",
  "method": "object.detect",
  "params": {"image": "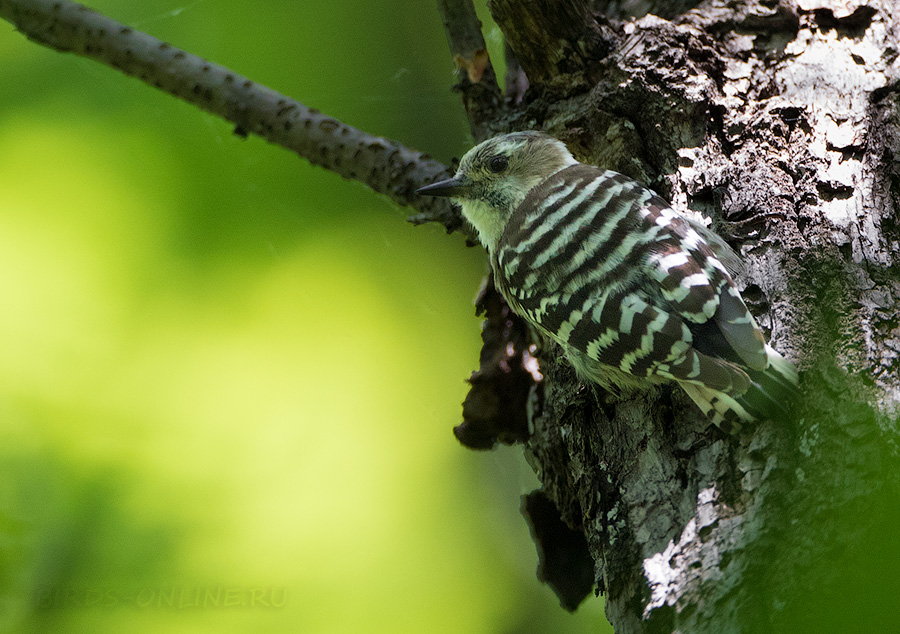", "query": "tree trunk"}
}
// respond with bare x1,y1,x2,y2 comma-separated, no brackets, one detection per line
465,0,900,631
